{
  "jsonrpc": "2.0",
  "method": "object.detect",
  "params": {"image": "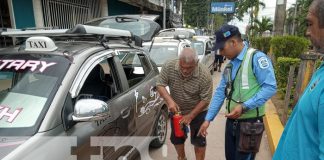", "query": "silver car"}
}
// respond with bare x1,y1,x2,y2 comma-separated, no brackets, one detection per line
0,25,167,160
191,36,215,74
